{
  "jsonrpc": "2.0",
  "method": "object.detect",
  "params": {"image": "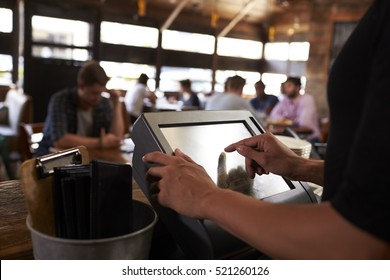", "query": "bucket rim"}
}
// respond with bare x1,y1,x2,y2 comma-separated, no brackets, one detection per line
26,200,157,244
